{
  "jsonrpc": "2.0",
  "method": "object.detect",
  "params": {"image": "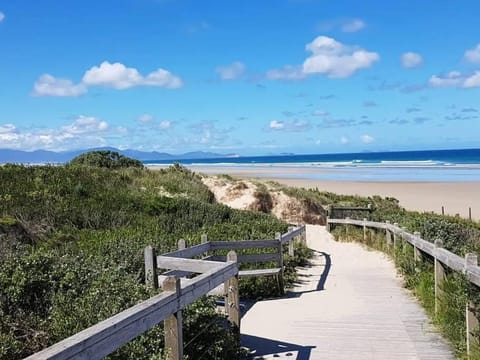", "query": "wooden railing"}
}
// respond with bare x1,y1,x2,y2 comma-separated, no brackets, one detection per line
327,217,480,355
26,225,306,360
